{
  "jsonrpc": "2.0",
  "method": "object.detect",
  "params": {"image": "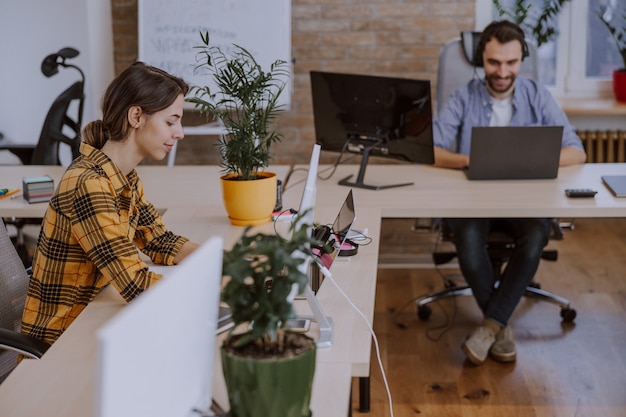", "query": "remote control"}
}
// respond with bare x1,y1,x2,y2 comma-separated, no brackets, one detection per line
565,188,597,198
